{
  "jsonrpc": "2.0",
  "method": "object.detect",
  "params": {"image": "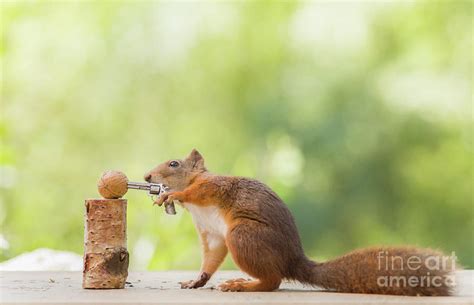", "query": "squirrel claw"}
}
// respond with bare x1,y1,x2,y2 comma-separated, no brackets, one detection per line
154,193,170,206
180,280,202,289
